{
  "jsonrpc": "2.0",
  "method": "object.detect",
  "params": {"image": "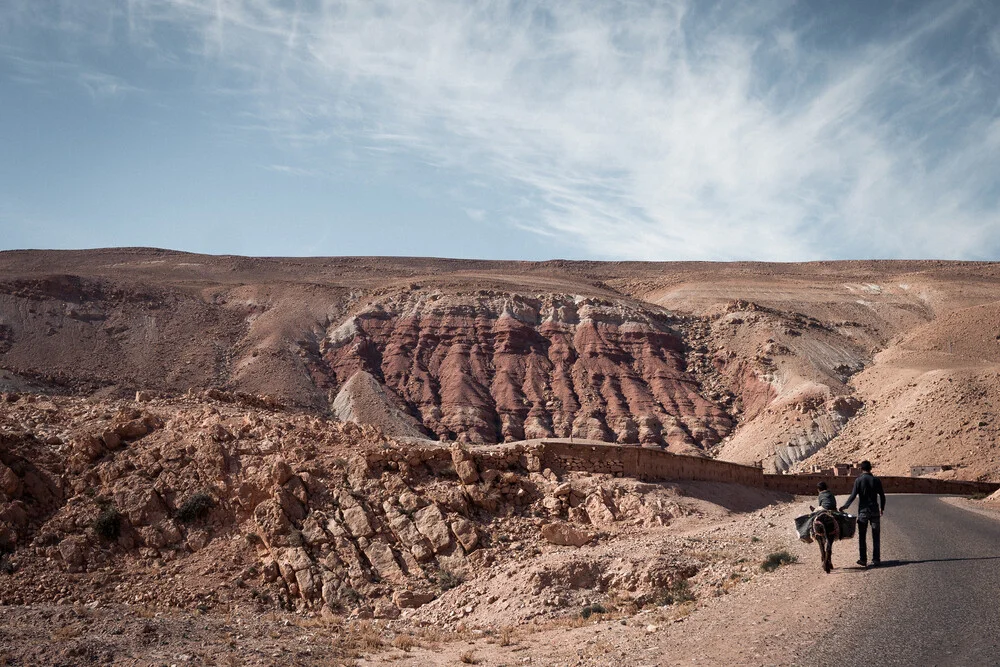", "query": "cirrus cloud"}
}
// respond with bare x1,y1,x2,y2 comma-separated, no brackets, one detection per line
3,0,999,260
